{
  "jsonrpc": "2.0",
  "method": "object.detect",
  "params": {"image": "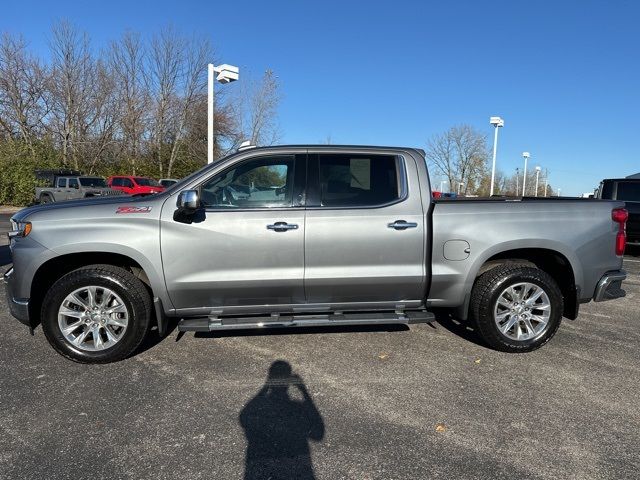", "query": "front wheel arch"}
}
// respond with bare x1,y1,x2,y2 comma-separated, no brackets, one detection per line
29,252,156,330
